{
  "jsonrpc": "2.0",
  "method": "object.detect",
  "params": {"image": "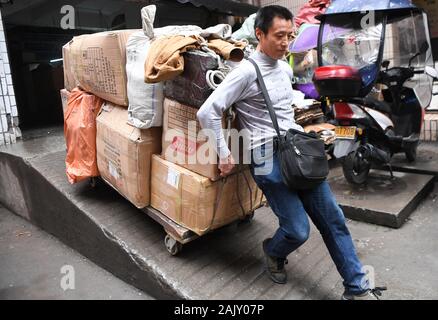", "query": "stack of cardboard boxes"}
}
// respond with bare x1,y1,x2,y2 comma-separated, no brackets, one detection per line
153,98,264,235
62,28,265,236
62,30,162,209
